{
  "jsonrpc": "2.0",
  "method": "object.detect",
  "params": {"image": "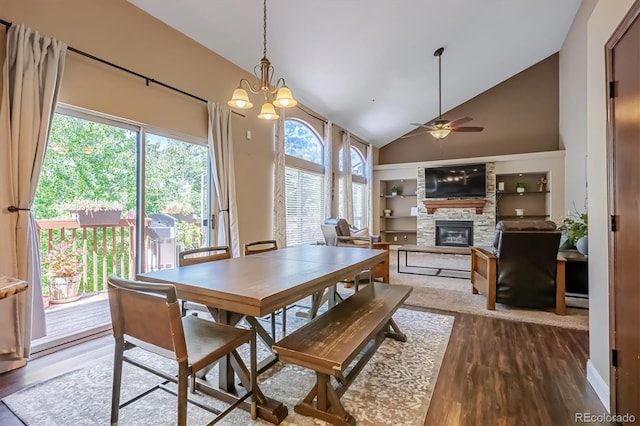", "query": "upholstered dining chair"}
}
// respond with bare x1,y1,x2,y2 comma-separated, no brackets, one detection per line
178,246,231,316
470,220,566,315
107,274,256,426
243,240,286,338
